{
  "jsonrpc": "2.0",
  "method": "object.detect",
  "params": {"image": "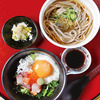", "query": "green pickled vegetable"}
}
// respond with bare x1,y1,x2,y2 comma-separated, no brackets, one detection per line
70,13,77,21
36,80,59,99
15,85,33,96
51,80,59,87
37,78,45,85
15,81,59,99
43,86,48,96
12,36,17,40
49,8,77,23
20,87,30,94
30,54,37,60
13,72,17,78
47,89,54,96
60,8,77,21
